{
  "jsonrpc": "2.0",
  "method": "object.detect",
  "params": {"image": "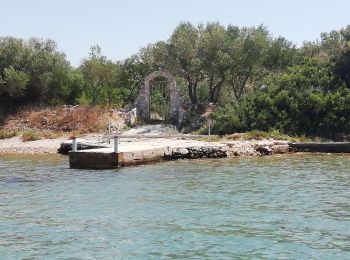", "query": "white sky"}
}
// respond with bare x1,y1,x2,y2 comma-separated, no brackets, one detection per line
1,0,349,66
